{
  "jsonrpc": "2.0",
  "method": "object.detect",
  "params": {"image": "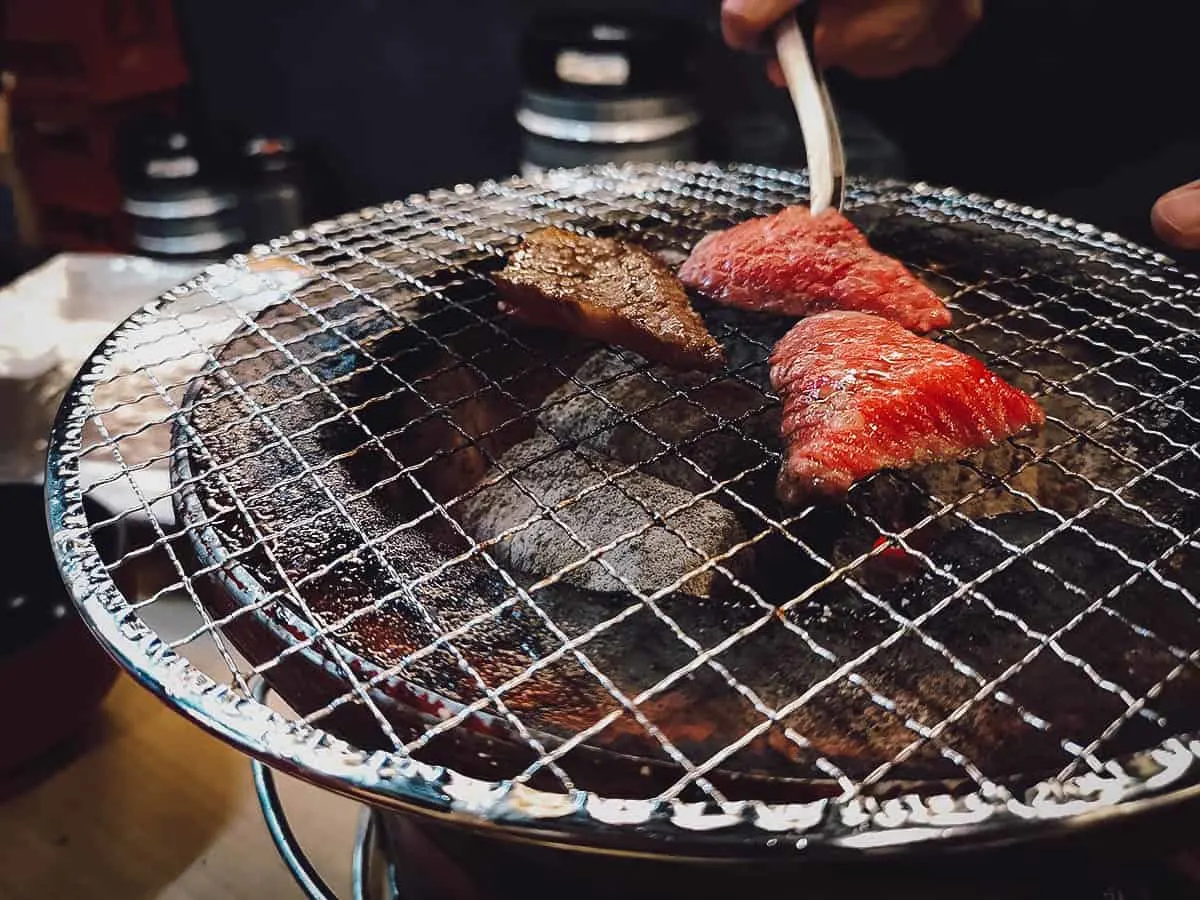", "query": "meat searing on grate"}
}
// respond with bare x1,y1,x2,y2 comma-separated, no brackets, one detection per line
769,311,1046,502
679,206,952,334
493,226,725,372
